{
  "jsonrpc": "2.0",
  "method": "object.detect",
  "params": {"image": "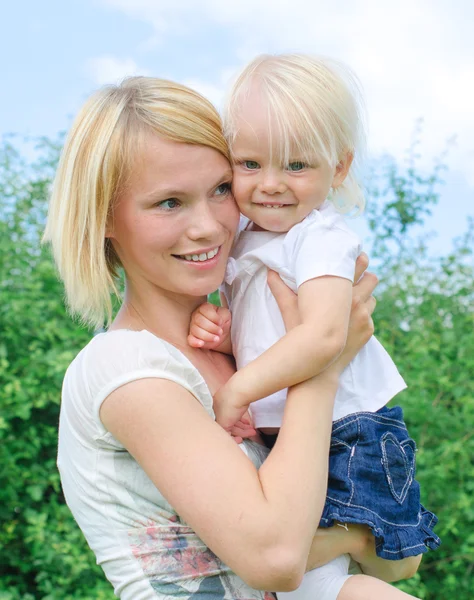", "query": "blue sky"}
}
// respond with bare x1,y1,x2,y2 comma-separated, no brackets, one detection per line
2,0,473,253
